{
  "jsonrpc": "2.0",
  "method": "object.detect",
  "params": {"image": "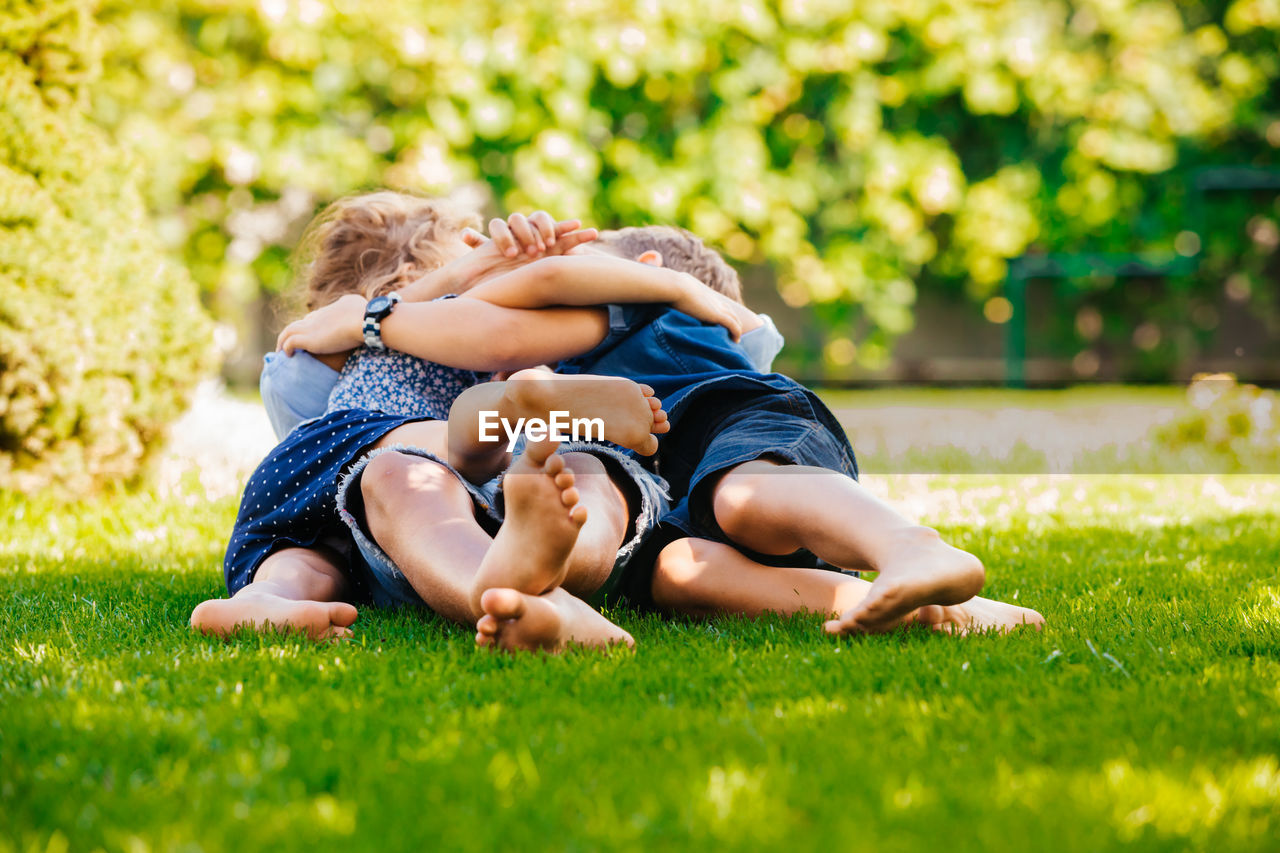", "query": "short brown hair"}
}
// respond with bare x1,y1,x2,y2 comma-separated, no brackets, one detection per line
596,225,743,303
291,191,480,312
